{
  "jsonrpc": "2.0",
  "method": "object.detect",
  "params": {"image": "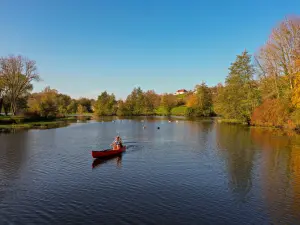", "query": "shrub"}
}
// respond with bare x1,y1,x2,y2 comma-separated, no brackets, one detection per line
251,99,291,127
